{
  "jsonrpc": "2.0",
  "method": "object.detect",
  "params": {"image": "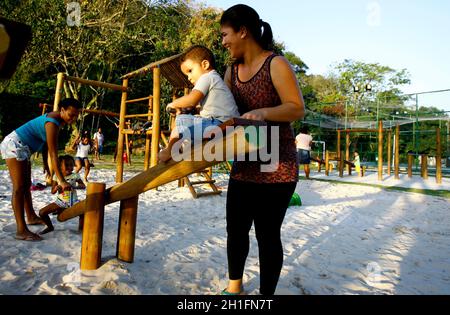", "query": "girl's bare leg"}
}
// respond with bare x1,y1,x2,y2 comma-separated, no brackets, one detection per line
38,203,62,234
24,161,44,225
5,159,42,241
